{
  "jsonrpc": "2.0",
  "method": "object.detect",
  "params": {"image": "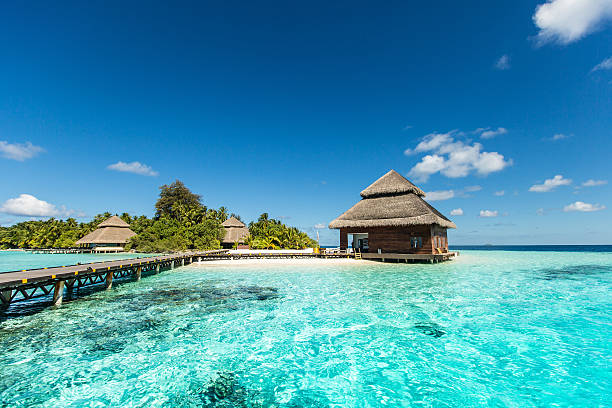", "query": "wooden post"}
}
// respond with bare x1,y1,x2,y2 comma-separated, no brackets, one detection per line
52,281,65,306
156,264,160,274
66,279,76,292
0,289,12,307
136,267,142,281
339,229,348,250
105,271,113,289
171,261,175,269
181,258,185,267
